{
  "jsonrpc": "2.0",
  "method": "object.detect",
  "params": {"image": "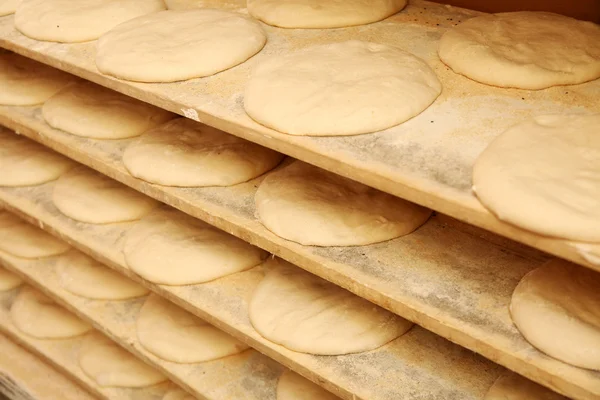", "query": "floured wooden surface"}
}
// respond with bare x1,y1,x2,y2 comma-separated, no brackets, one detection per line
0,114,597,399
0,290,171,400
0,250,281,400
0,333,95,400
0,186,504,400
0,2,599,270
